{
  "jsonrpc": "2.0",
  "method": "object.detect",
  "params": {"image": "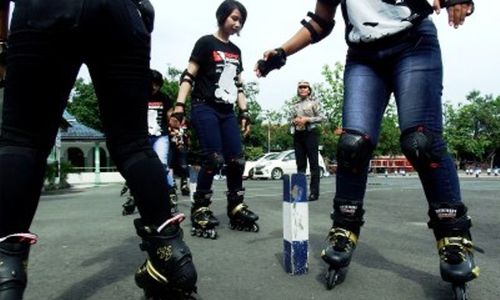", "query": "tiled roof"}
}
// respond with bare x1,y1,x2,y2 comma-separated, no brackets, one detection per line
61,111,105,141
